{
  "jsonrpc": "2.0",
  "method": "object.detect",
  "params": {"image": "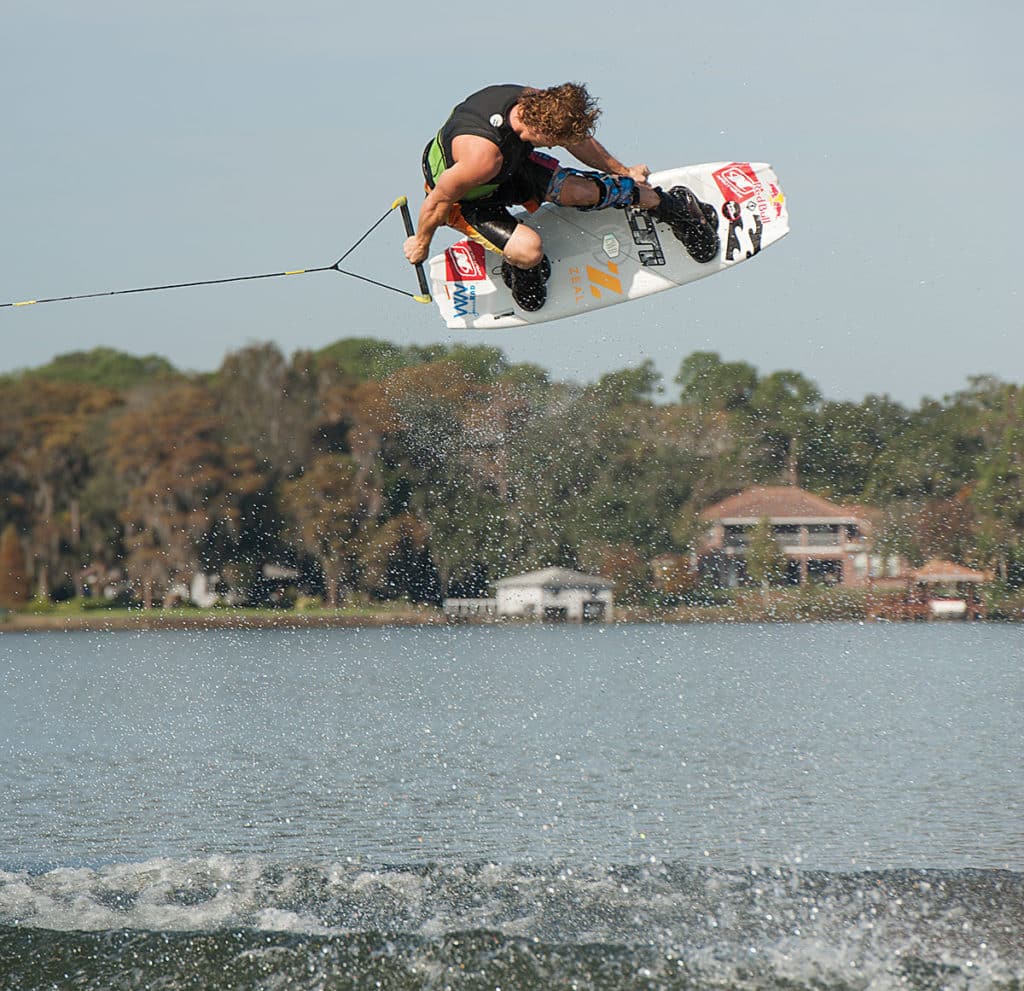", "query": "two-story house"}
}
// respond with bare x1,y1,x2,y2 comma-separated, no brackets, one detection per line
699,485,898,588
